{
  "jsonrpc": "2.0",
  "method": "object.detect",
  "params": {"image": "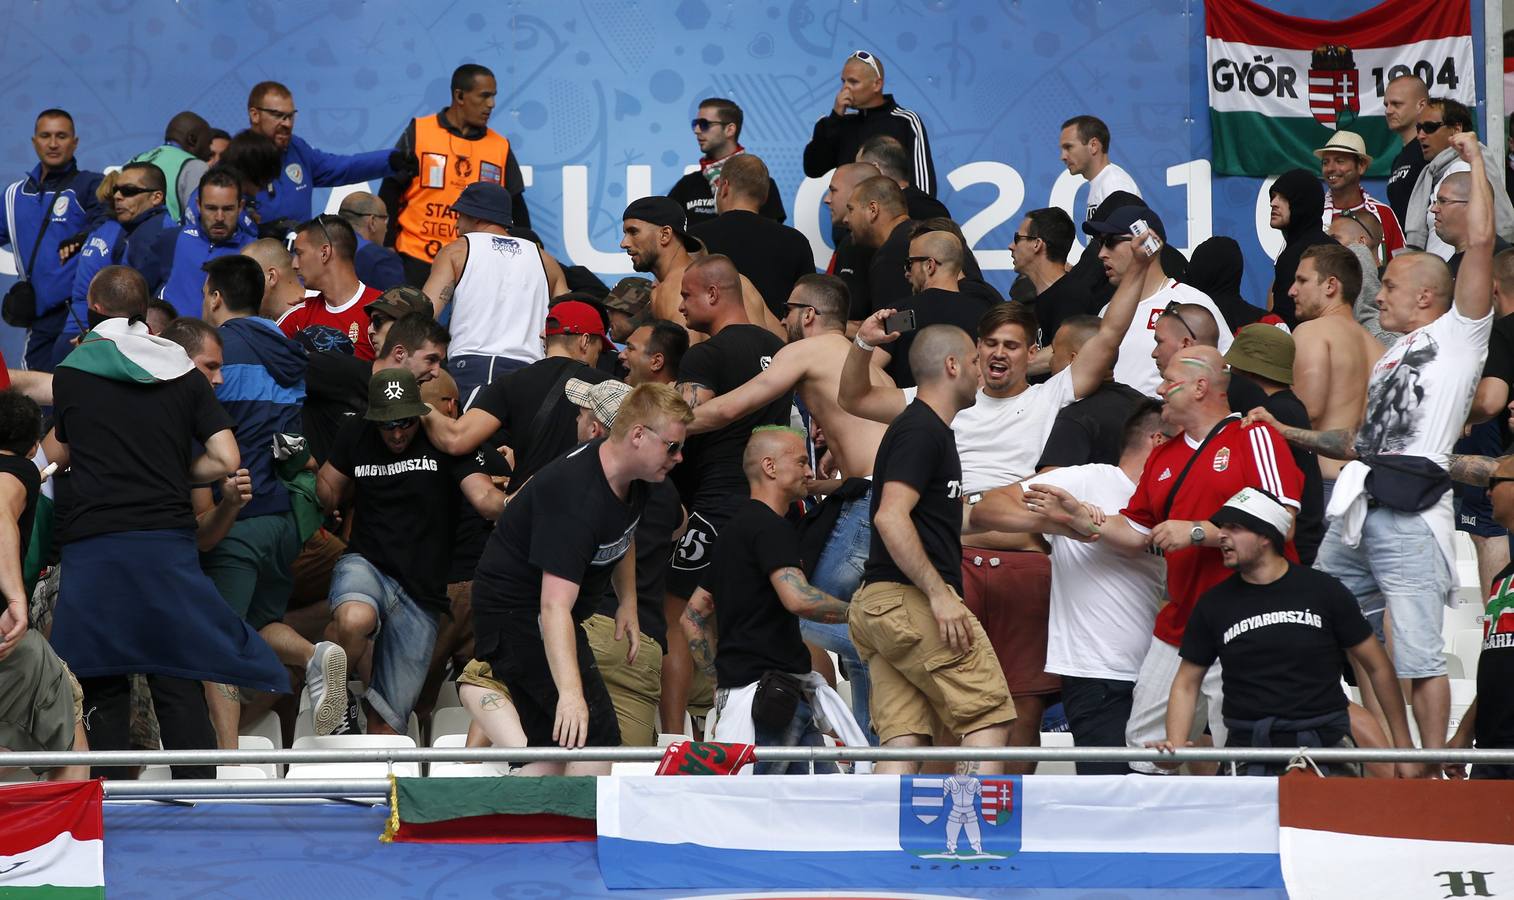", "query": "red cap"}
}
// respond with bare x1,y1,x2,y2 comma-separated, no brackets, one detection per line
544,300,607,338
